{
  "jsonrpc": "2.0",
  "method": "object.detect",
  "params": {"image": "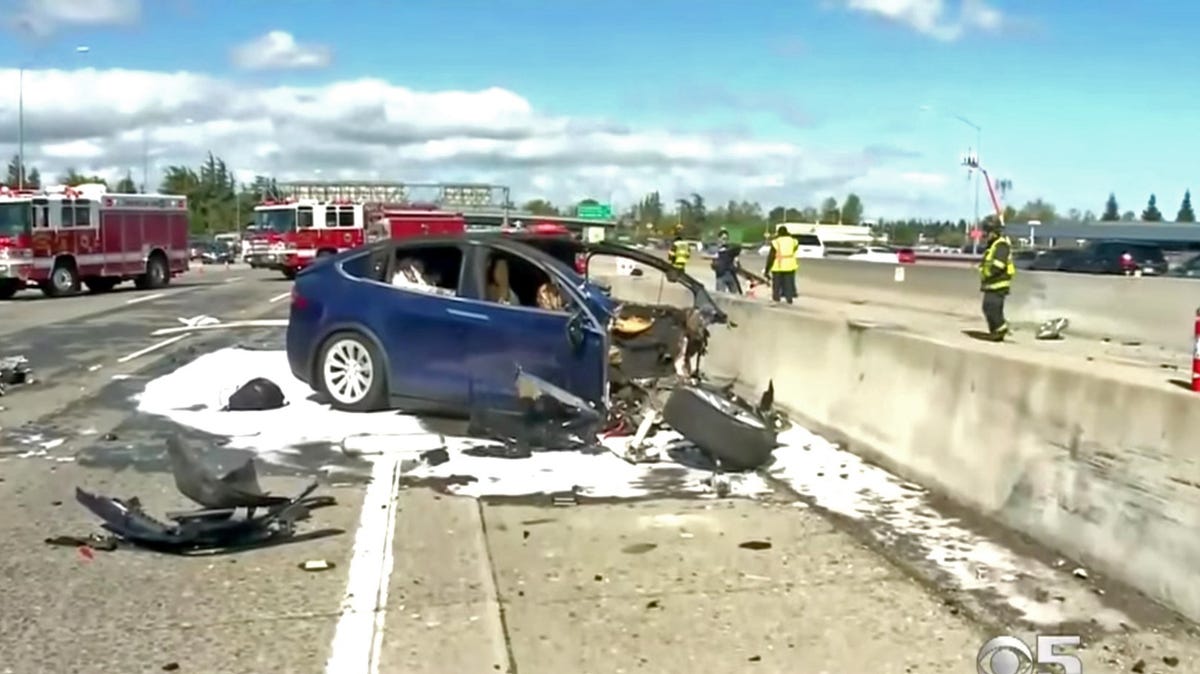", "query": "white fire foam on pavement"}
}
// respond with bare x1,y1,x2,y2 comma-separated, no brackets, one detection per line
768,426,1131,629
133,347,770,499
134,347,1131,628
